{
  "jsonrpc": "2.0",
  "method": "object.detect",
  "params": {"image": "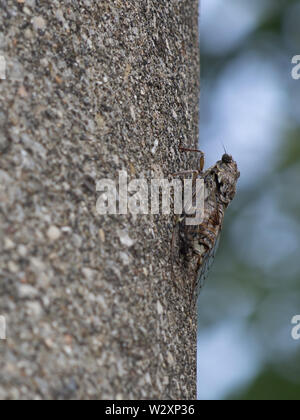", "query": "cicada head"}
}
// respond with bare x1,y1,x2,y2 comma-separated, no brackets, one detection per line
215,154,240,206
